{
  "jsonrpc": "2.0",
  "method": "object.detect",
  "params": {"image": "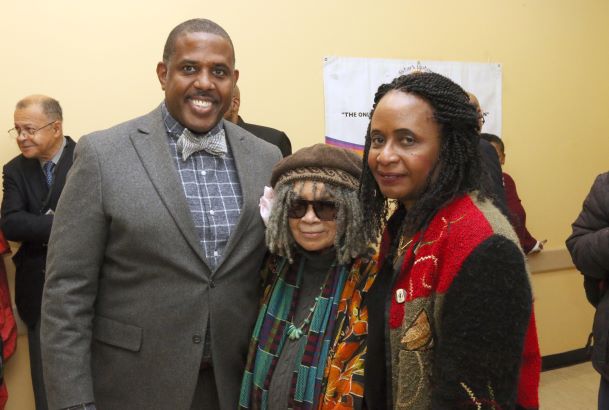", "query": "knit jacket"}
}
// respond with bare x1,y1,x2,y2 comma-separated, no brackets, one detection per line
0,232,17,410
365,193,532,410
